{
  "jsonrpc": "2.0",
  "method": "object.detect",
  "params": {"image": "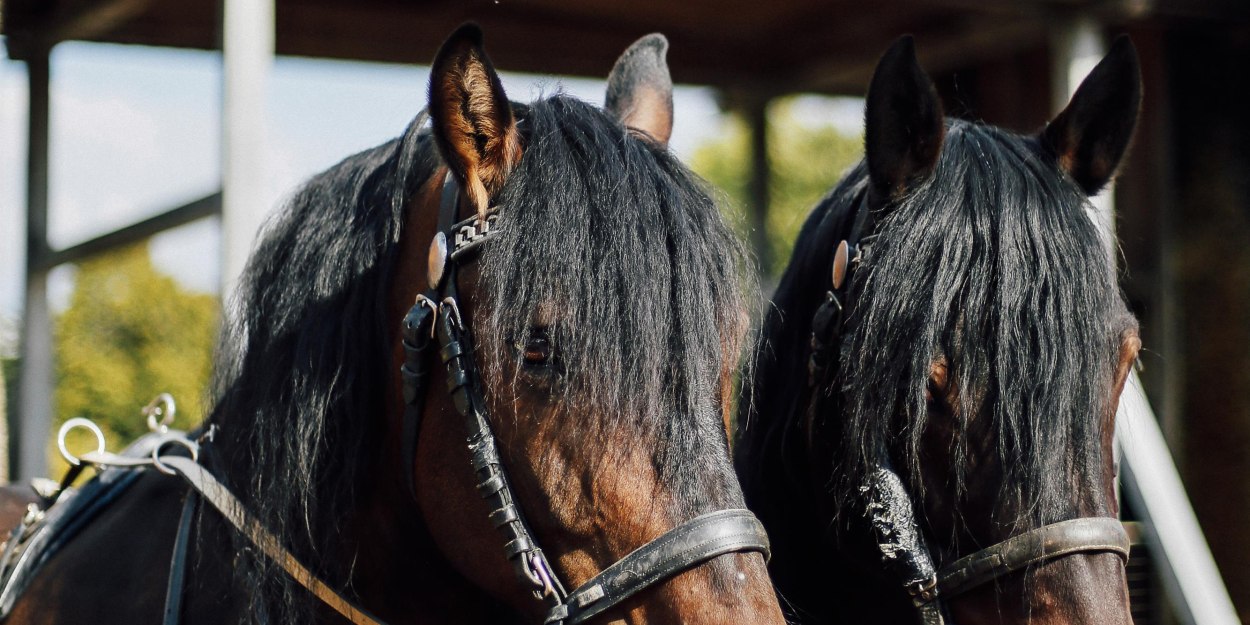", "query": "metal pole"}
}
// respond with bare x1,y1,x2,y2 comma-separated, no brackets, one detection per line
220,0,274,304
1117,374,1242,625
14,52,52,482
